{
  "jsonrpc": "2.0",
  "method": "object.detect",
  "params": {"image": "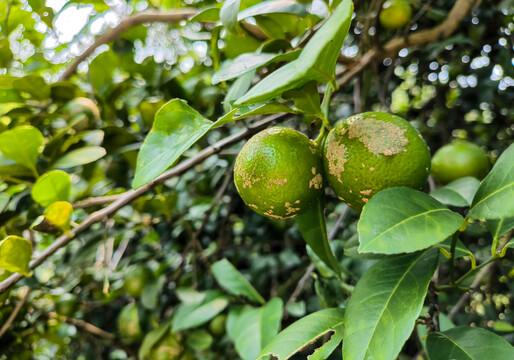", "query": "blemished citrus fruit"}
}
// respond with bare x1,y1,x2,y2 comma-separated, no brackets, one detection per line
124,264,152,298
234,127,324,219
323,112,431,211
118,303,143,344
148,331,183,360
379,0,412,30
431,141,489,184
